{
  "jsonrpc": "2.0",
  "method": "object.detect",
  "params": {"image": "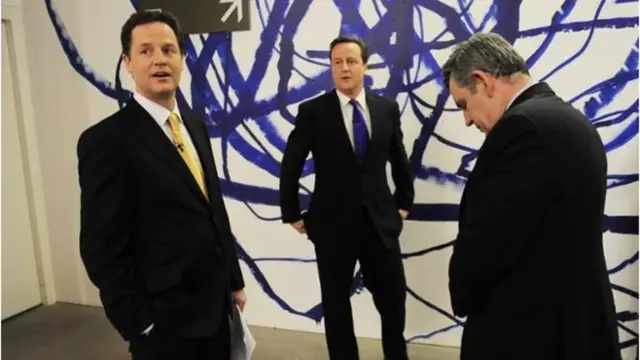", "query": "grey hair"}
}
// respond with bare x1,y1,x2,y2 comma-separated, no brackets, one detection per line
442,32,529,92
